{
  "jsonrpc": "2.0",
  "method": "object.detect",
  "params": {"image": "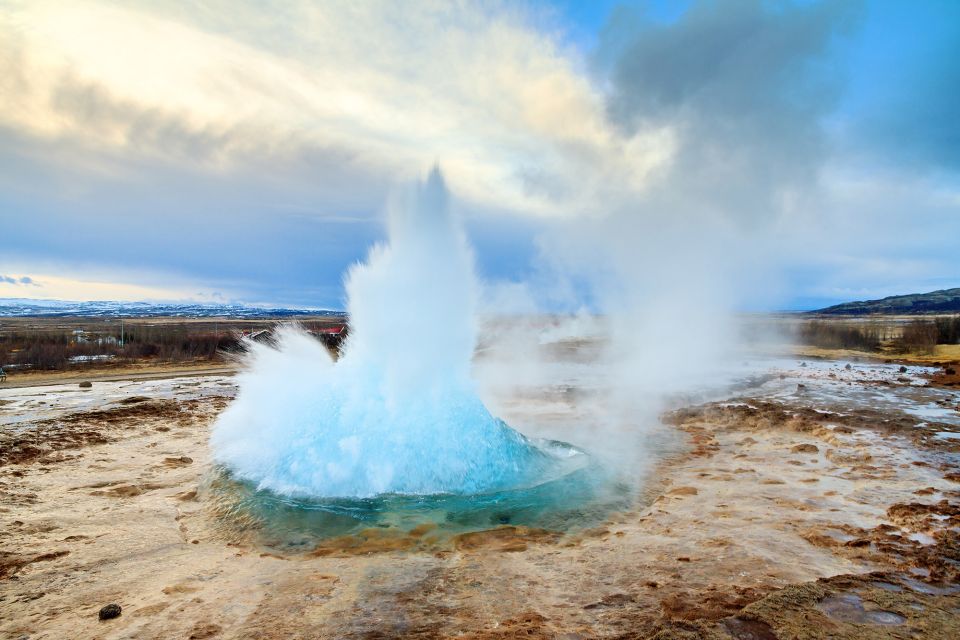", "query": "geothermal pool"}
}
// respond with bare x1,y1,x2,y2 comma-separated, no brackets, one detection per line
206,170,646,545
204,445,632,551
